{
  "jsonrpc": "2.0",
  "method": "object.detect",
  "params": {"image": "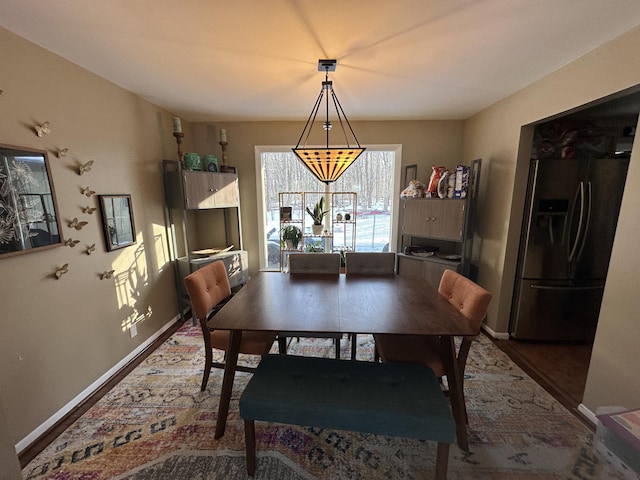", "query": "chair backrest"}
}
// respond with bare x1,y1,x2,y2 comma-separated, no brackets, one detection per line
183,260,231,321
438,269,492,328
288,253,340,274
345,252,396,275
